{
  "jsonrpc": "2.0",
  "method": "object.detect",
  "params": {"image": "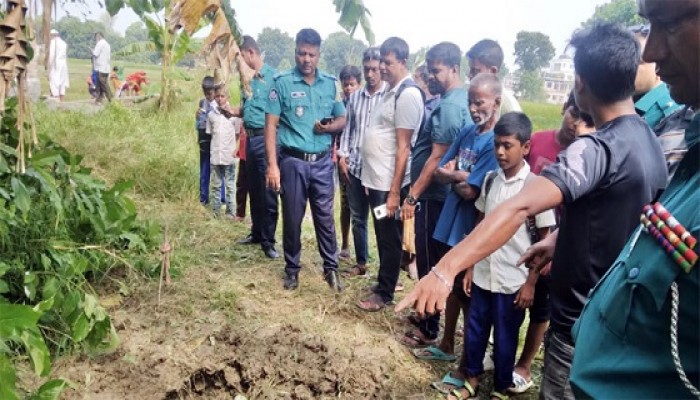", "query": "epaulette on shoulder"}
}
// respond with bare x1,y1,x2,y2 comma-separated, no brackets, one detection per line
319,71,337,81
273,70,293,81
